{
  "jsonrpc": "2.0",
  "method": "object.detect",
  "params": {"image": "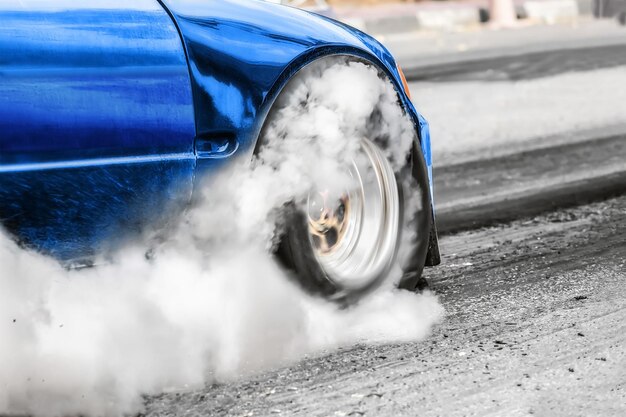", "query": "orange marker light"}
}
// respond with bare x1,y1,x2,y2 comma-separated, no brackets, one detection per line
397,64,412,100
